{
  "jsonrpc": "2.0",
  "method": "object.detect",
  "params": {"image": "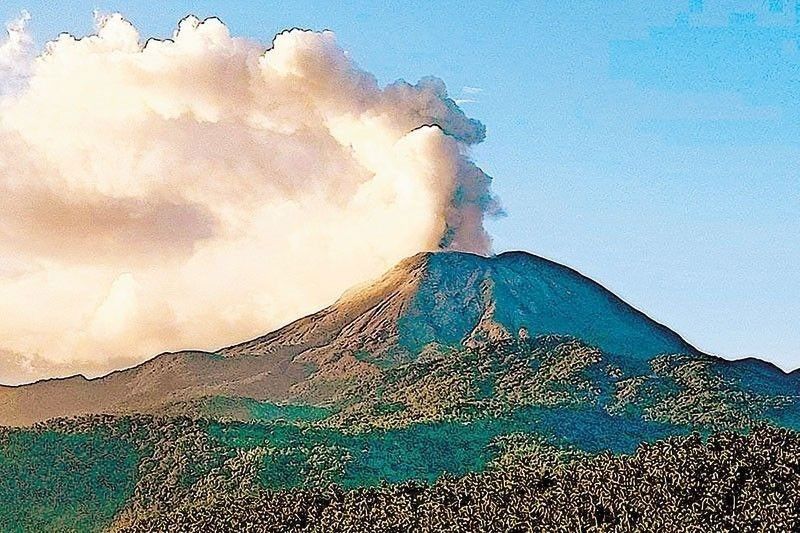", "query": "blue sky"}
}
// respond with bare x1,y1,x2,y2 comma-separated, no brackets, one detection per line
2,1,798,369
